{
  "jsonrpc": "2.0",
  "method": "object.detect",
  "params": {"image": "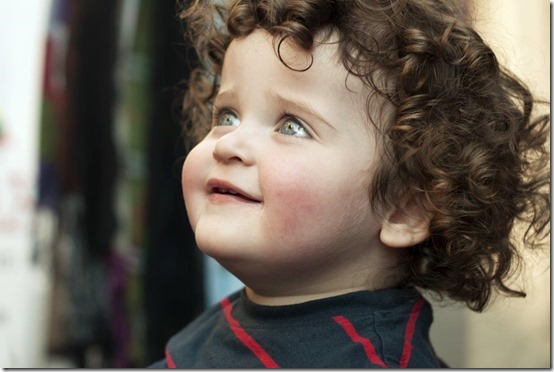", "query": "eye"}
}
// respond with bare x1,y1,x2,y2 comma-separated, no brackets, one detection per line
214,109,240,127
279,117,310,138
